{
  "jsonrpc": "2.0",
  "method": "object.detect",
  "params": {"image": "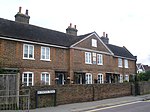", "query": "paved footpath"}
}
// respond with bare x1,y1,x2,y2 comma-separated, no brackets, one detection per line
30,94,150,112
